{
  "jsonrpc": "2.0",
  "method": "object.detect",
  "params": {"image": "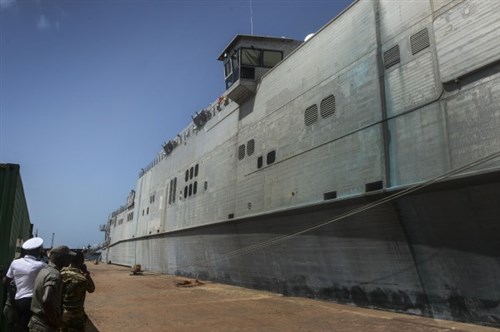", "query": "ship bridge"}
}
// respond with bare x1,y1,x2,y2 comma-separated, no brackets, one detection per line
218,35,302,105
